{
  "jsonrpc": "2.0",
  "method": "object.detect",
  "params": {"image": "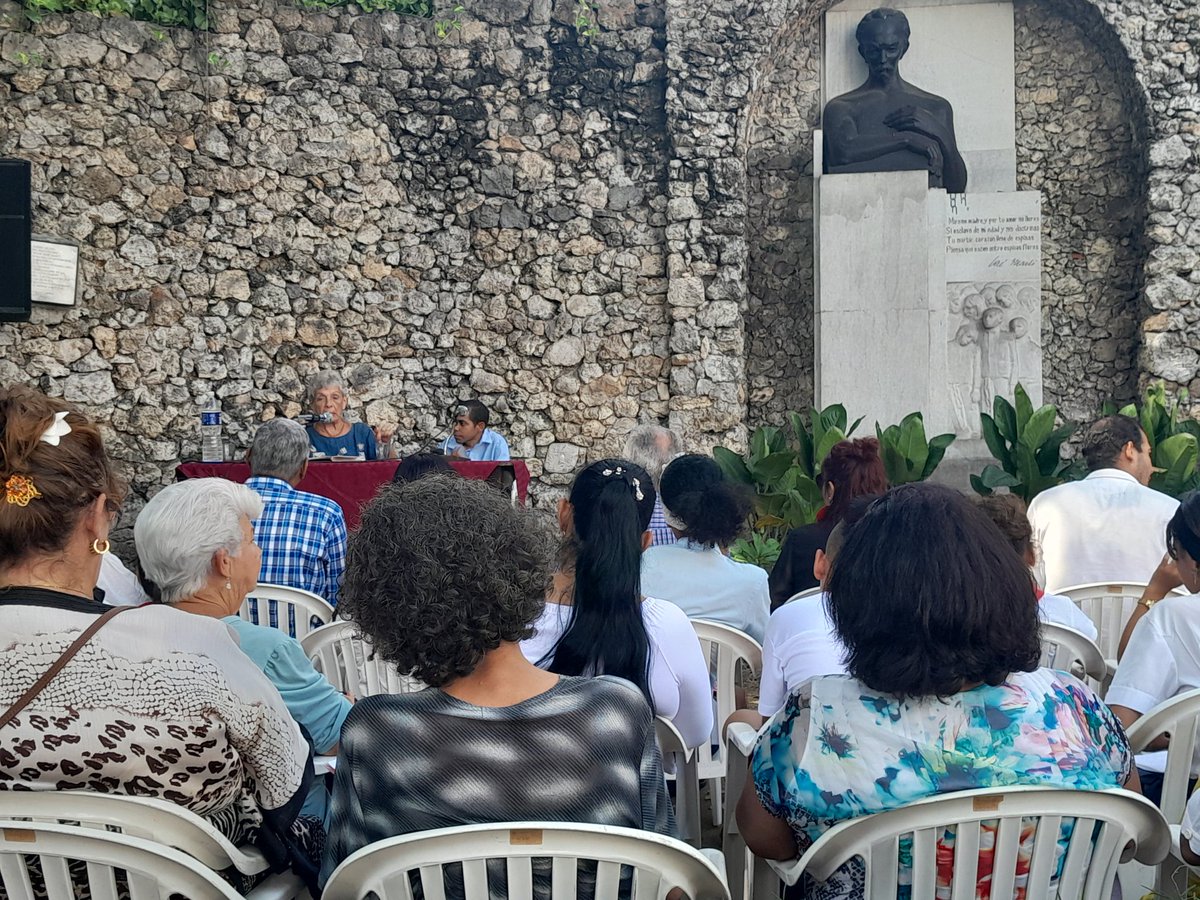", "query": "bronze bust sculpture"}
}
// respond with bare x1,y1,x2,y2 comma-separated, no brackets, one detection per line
822,8,968,193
